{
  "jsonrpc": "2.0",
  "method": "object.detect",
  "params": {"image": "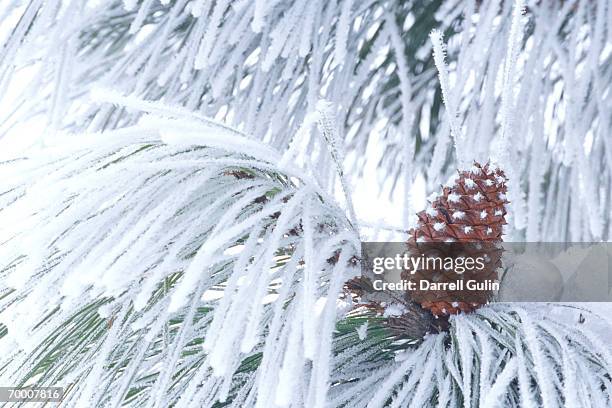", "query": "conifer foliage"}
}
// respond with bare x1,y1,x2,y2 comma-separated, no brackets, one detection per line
0,1,611,407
